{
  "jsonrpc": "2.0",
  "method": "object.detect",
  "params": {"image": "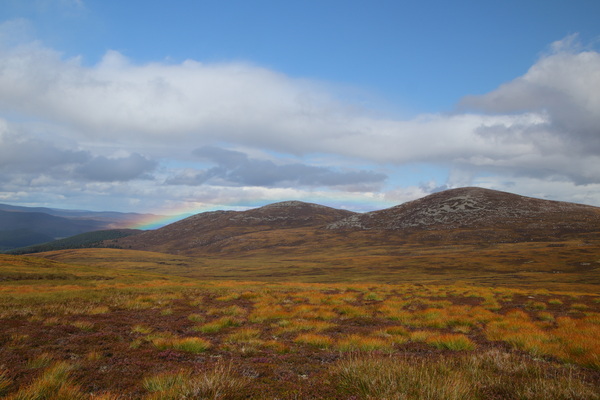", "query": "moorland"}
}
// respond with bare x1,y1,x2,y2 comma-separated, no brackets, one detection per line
1,187,599,399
